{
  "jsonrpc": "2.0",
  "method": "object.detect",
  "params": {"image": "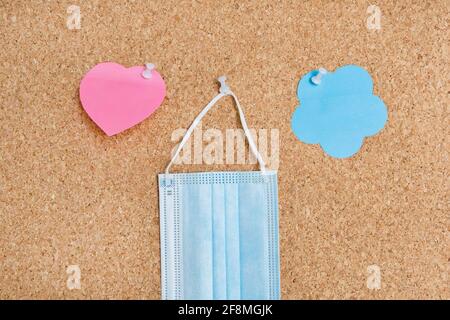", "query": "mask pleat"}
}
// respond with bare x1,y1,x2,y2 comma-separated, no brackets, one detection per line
211,183,227,299
182,184,213,299
238,182,269,299
224,183,241,299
